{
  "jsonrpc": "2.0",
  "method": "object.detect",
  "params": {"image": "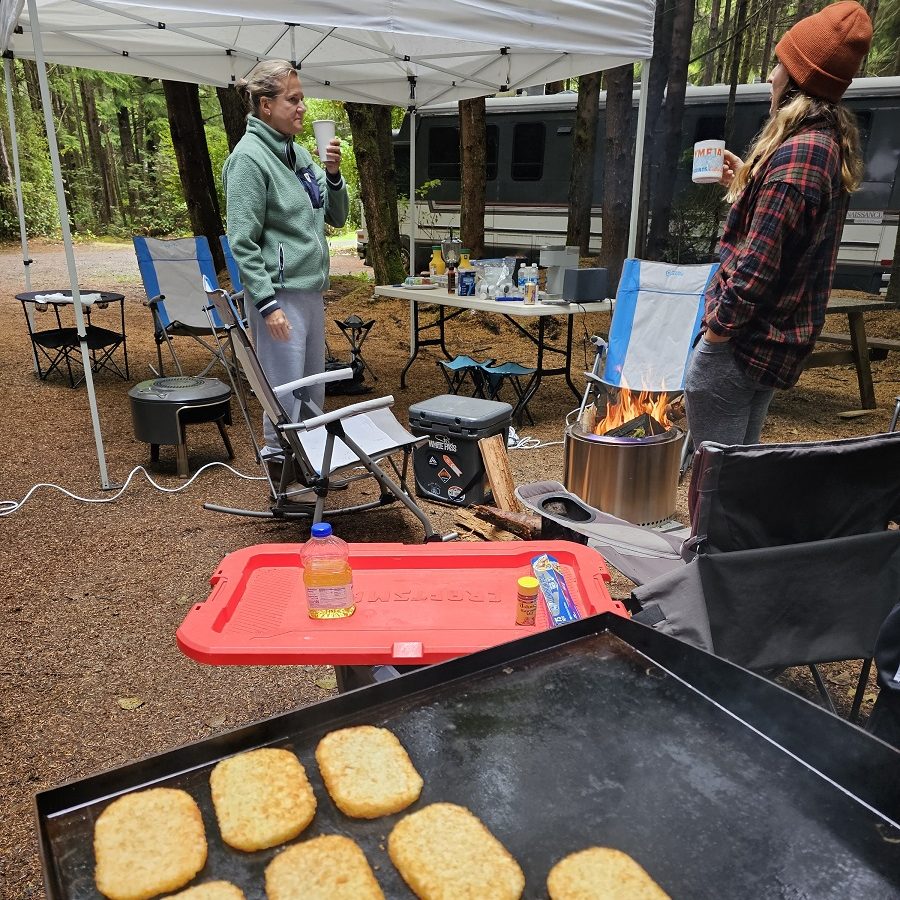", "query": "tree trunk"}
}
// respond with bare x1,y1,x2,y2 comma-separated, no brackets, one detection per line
0,119,16,220
760,0,780,81
715,0,734,83
637,0,675,256
703,0,722,85
725,0,750,146
80,75,112,226
162,79,225,272
459,97,487,259
20,60,42,113
598,65,634,292
739,0,758,85
646,0,695,260
117,105,140,214
70,80,87,162
860,0,879,75
345,102,406,285
216,86,247,152
566,71,601,255
794,0,814,24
